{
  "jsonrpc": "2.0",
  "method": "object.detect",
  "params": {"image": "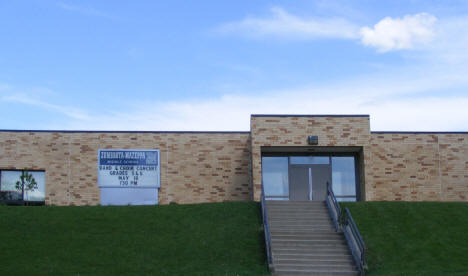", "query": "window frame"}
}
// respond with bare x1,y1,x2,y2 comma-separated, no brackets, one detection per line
0,169,46,206
261,152,361,202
